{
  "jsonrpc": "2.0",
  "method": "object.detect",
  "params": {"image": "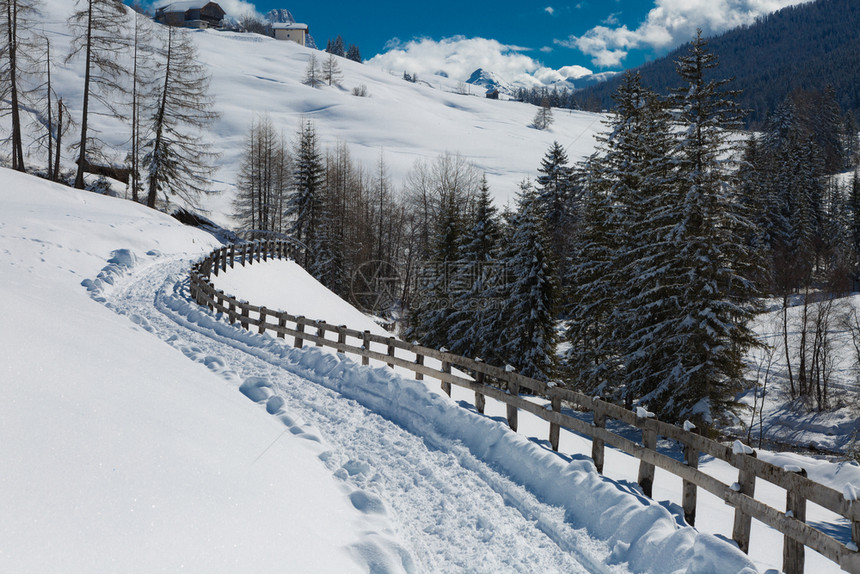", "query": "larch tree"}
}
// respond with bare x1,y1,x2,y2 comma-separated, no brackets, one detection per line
145,25,219,209
67,0,128,189
1,0,39,171
233,114,291,233
128,5,156,203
